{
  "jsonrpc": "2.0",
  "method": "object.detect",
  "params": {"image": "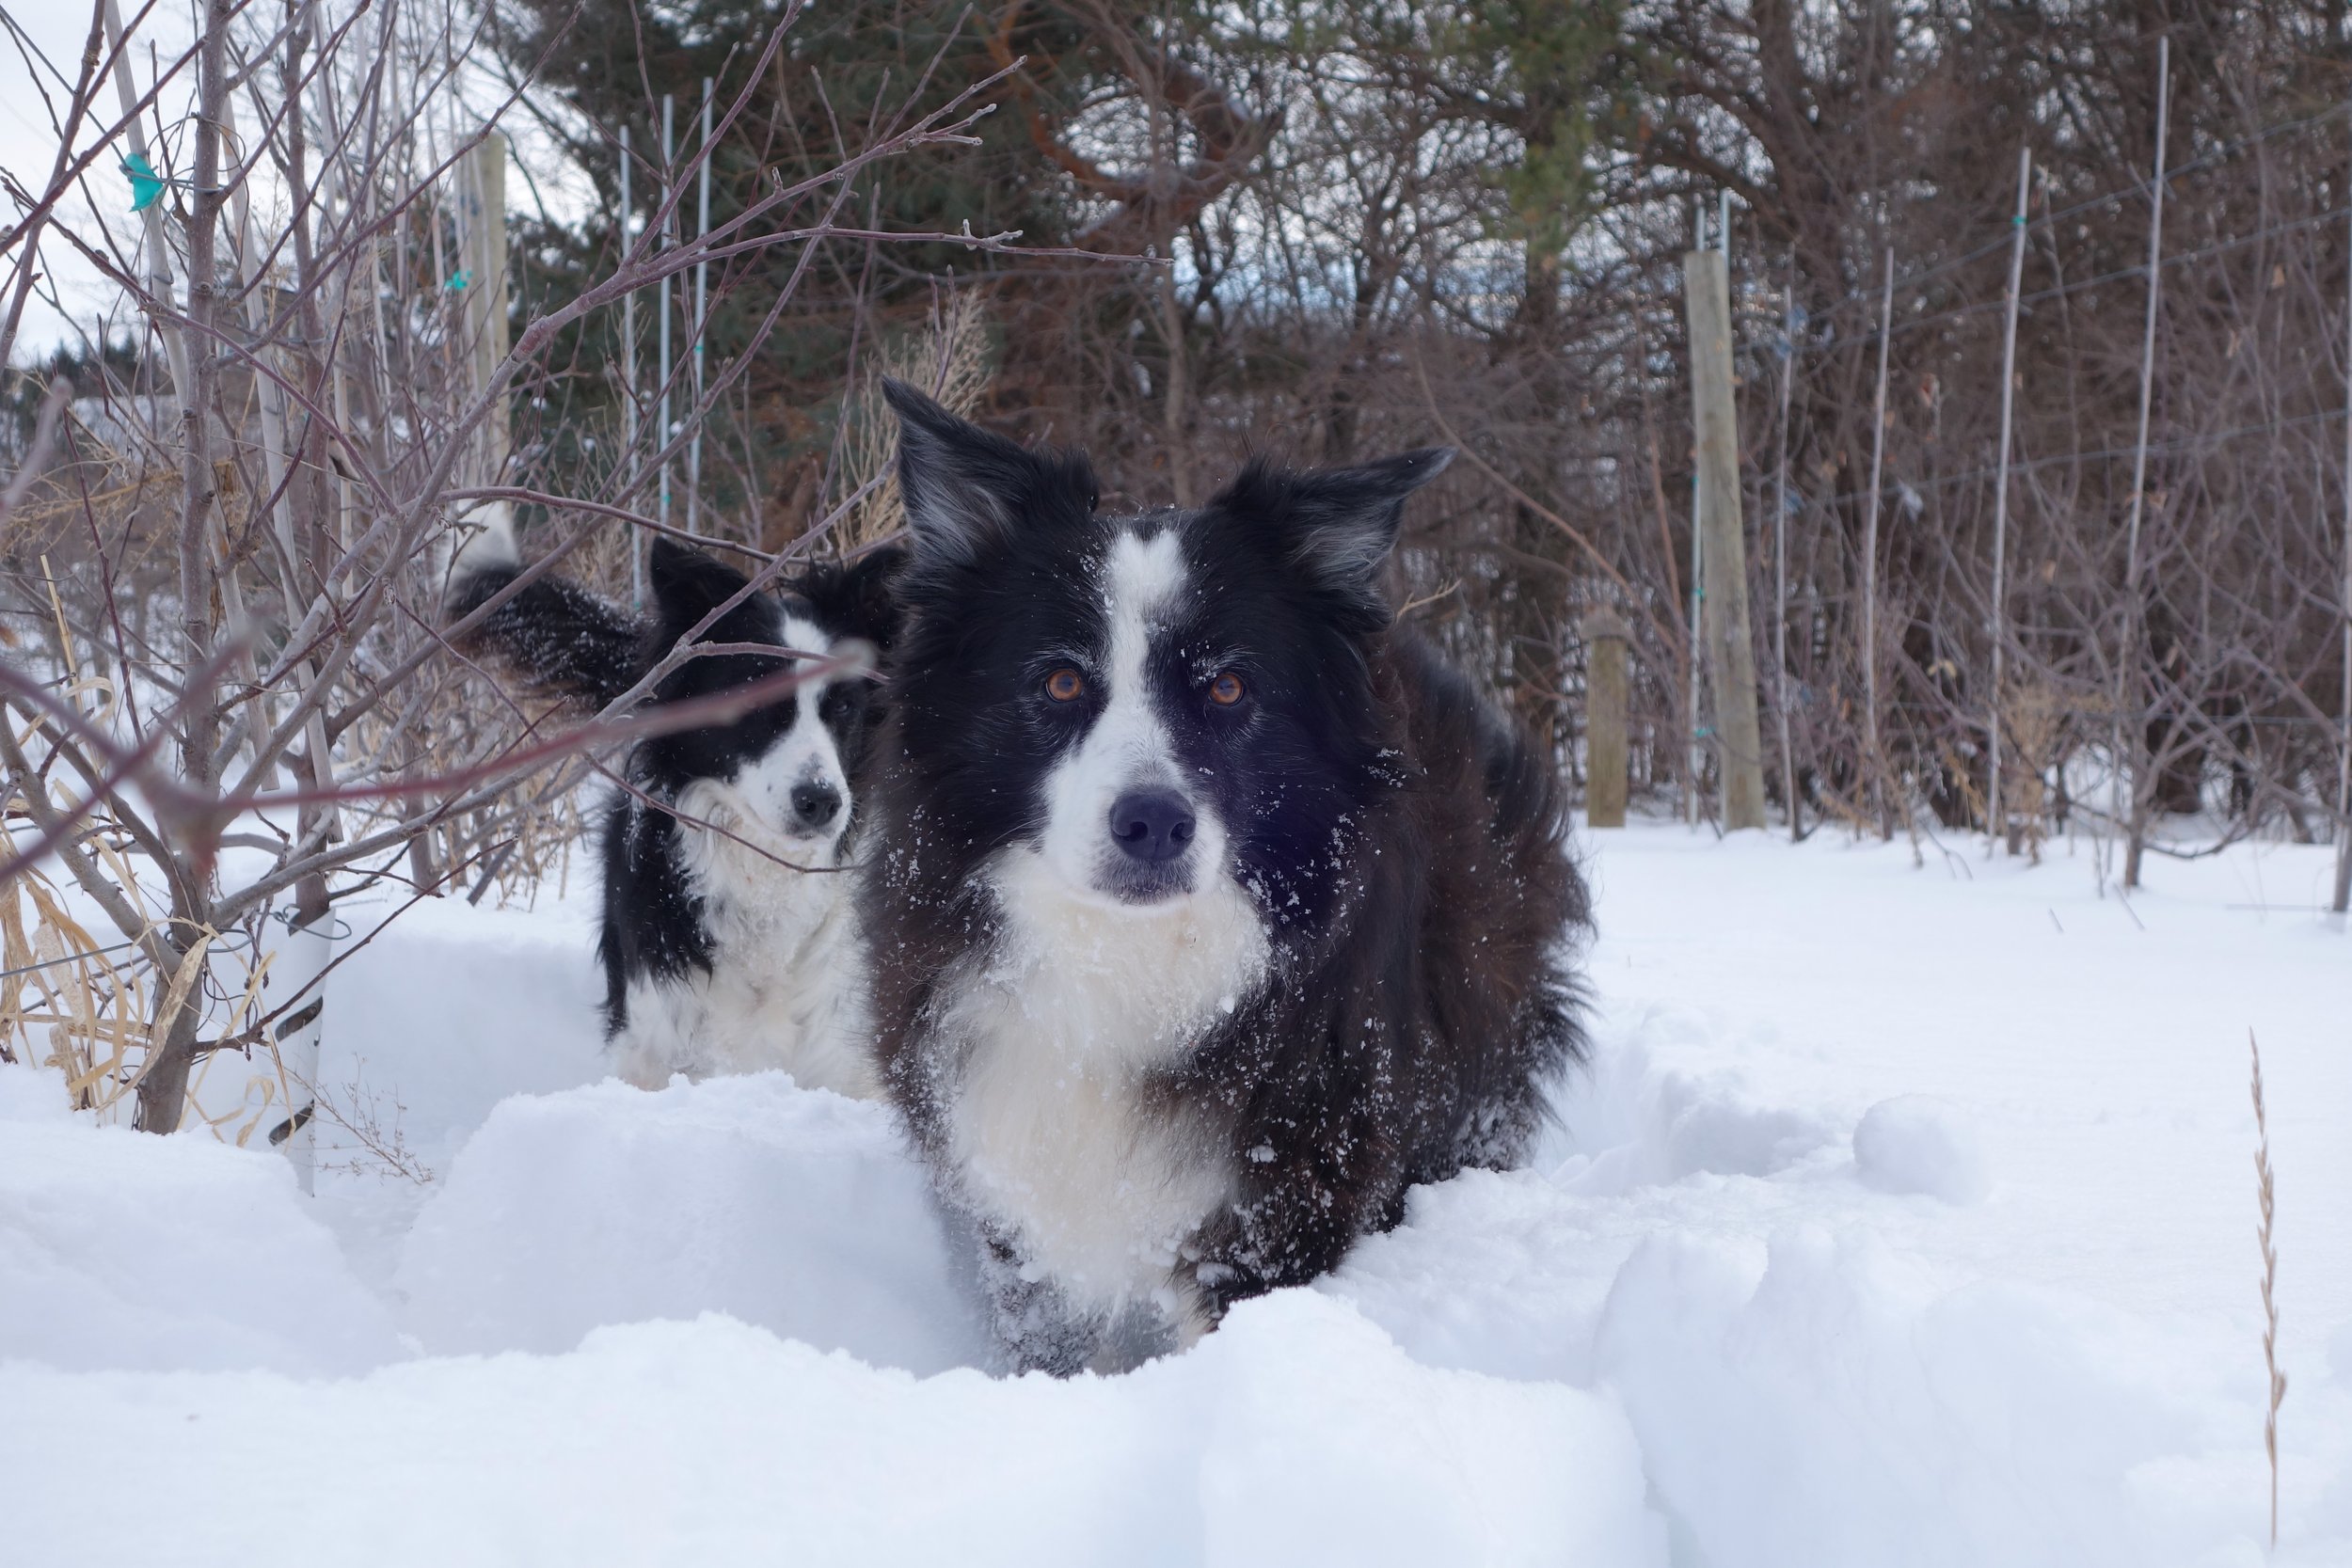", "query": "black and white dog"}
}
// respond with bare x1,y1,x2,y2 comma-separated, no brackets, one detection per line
863,384,1592,1372
448,510,898,1098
